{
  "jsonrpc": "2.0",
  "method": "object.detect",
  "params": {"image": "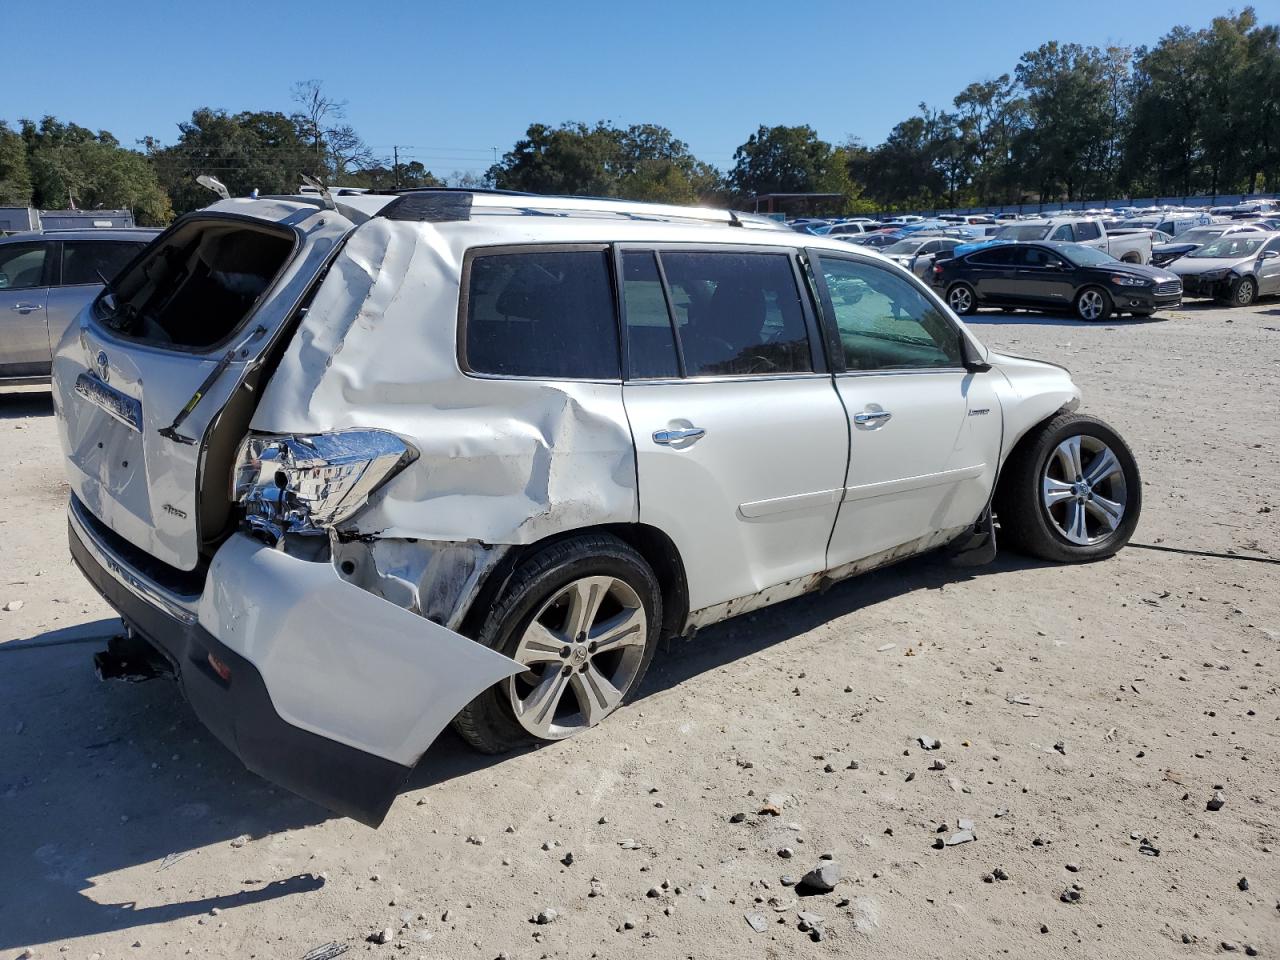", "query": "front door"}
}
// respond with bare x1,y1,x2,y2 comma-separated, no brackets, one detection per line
810,252,1004,570
618,246,849,615
0,240,53,376
1258,238,1280,295
1012,245,1076,307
